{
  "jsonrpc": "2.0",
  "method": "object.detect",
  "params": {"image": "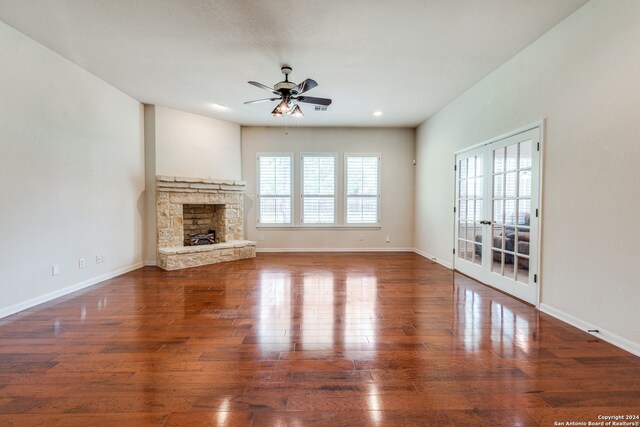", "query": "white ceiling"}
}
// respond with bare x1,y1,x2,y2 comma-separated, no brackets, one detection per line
0,0,587,127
